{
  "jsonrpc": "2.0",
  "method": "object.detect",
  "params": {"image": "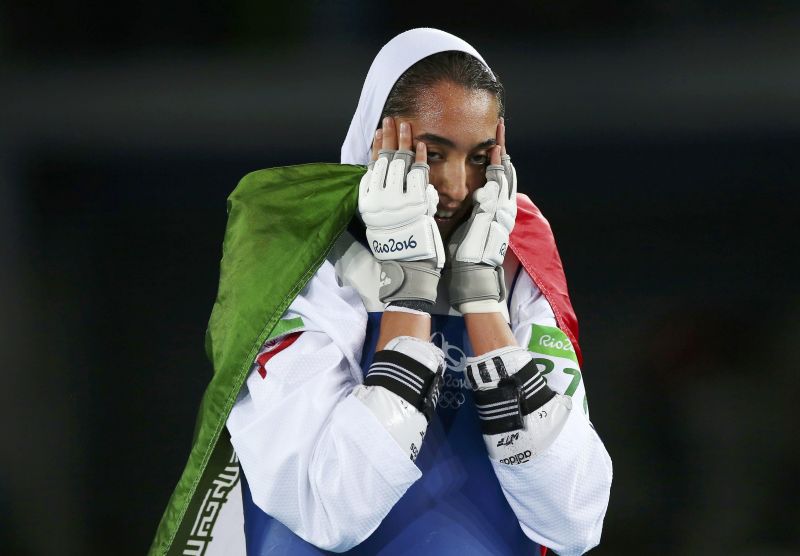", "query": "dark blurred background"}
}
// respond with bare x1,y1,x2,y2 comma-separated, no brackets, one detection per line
1,1,798,555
